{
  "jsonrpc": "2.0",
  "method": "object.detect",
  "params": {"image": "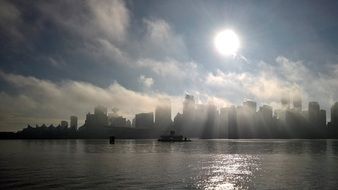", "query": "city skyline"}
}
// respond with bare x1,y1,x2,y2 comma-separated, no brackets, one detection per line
5,94,338,140
11,94,338,132
2,0,338,132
